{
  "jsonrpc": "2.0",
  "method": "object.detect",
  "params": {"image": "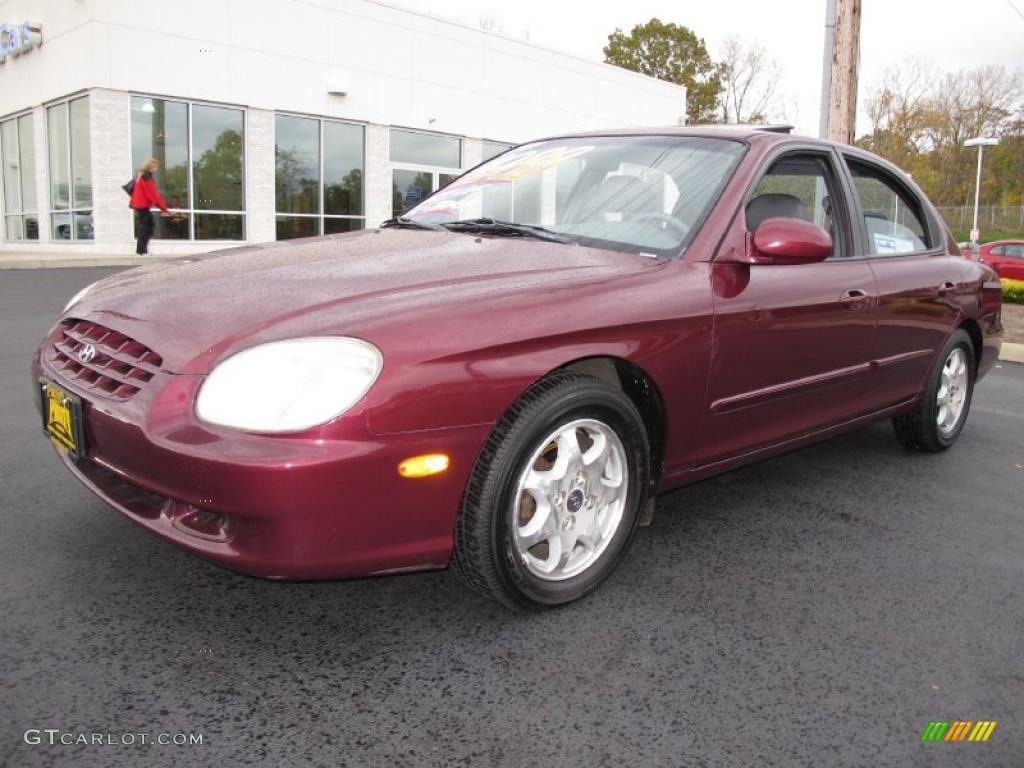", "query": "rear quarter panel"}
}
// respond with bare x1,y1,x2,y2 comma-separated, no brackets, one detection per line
960,259,1004,379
